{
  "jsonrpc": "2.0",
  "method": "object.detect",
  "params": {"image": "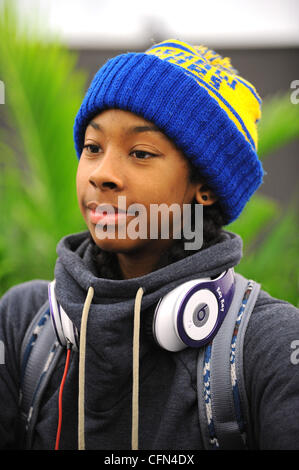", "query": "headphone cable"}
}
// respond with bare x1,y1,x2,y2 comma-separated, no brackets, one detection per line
55,343,72,450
